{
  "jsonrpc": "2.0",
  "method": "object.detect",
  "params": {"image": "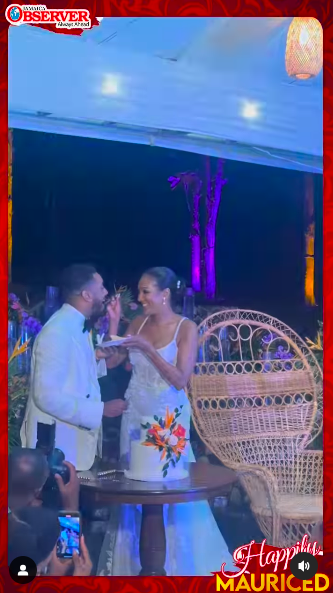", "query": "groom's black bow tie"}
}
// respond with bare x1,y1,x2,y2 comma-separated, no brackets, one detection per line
83,320,91,333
